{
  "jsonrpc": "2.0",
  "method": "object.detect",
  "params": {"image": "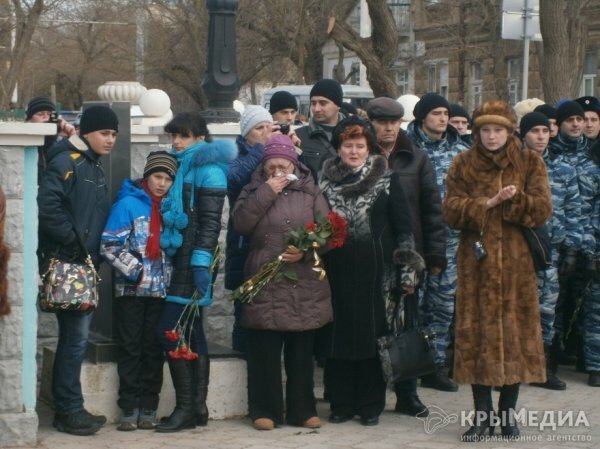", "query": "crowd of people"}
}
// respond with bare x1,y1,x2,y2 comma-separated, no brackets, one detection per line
28,78,600,442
